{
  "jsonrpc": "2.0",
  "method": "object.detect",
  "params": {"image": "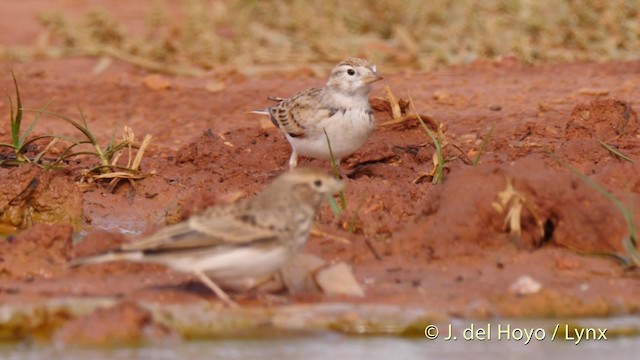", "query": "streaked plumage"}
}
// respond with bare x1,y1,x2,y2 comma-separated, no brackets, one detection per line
71,168,344,306
253,58,383,168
